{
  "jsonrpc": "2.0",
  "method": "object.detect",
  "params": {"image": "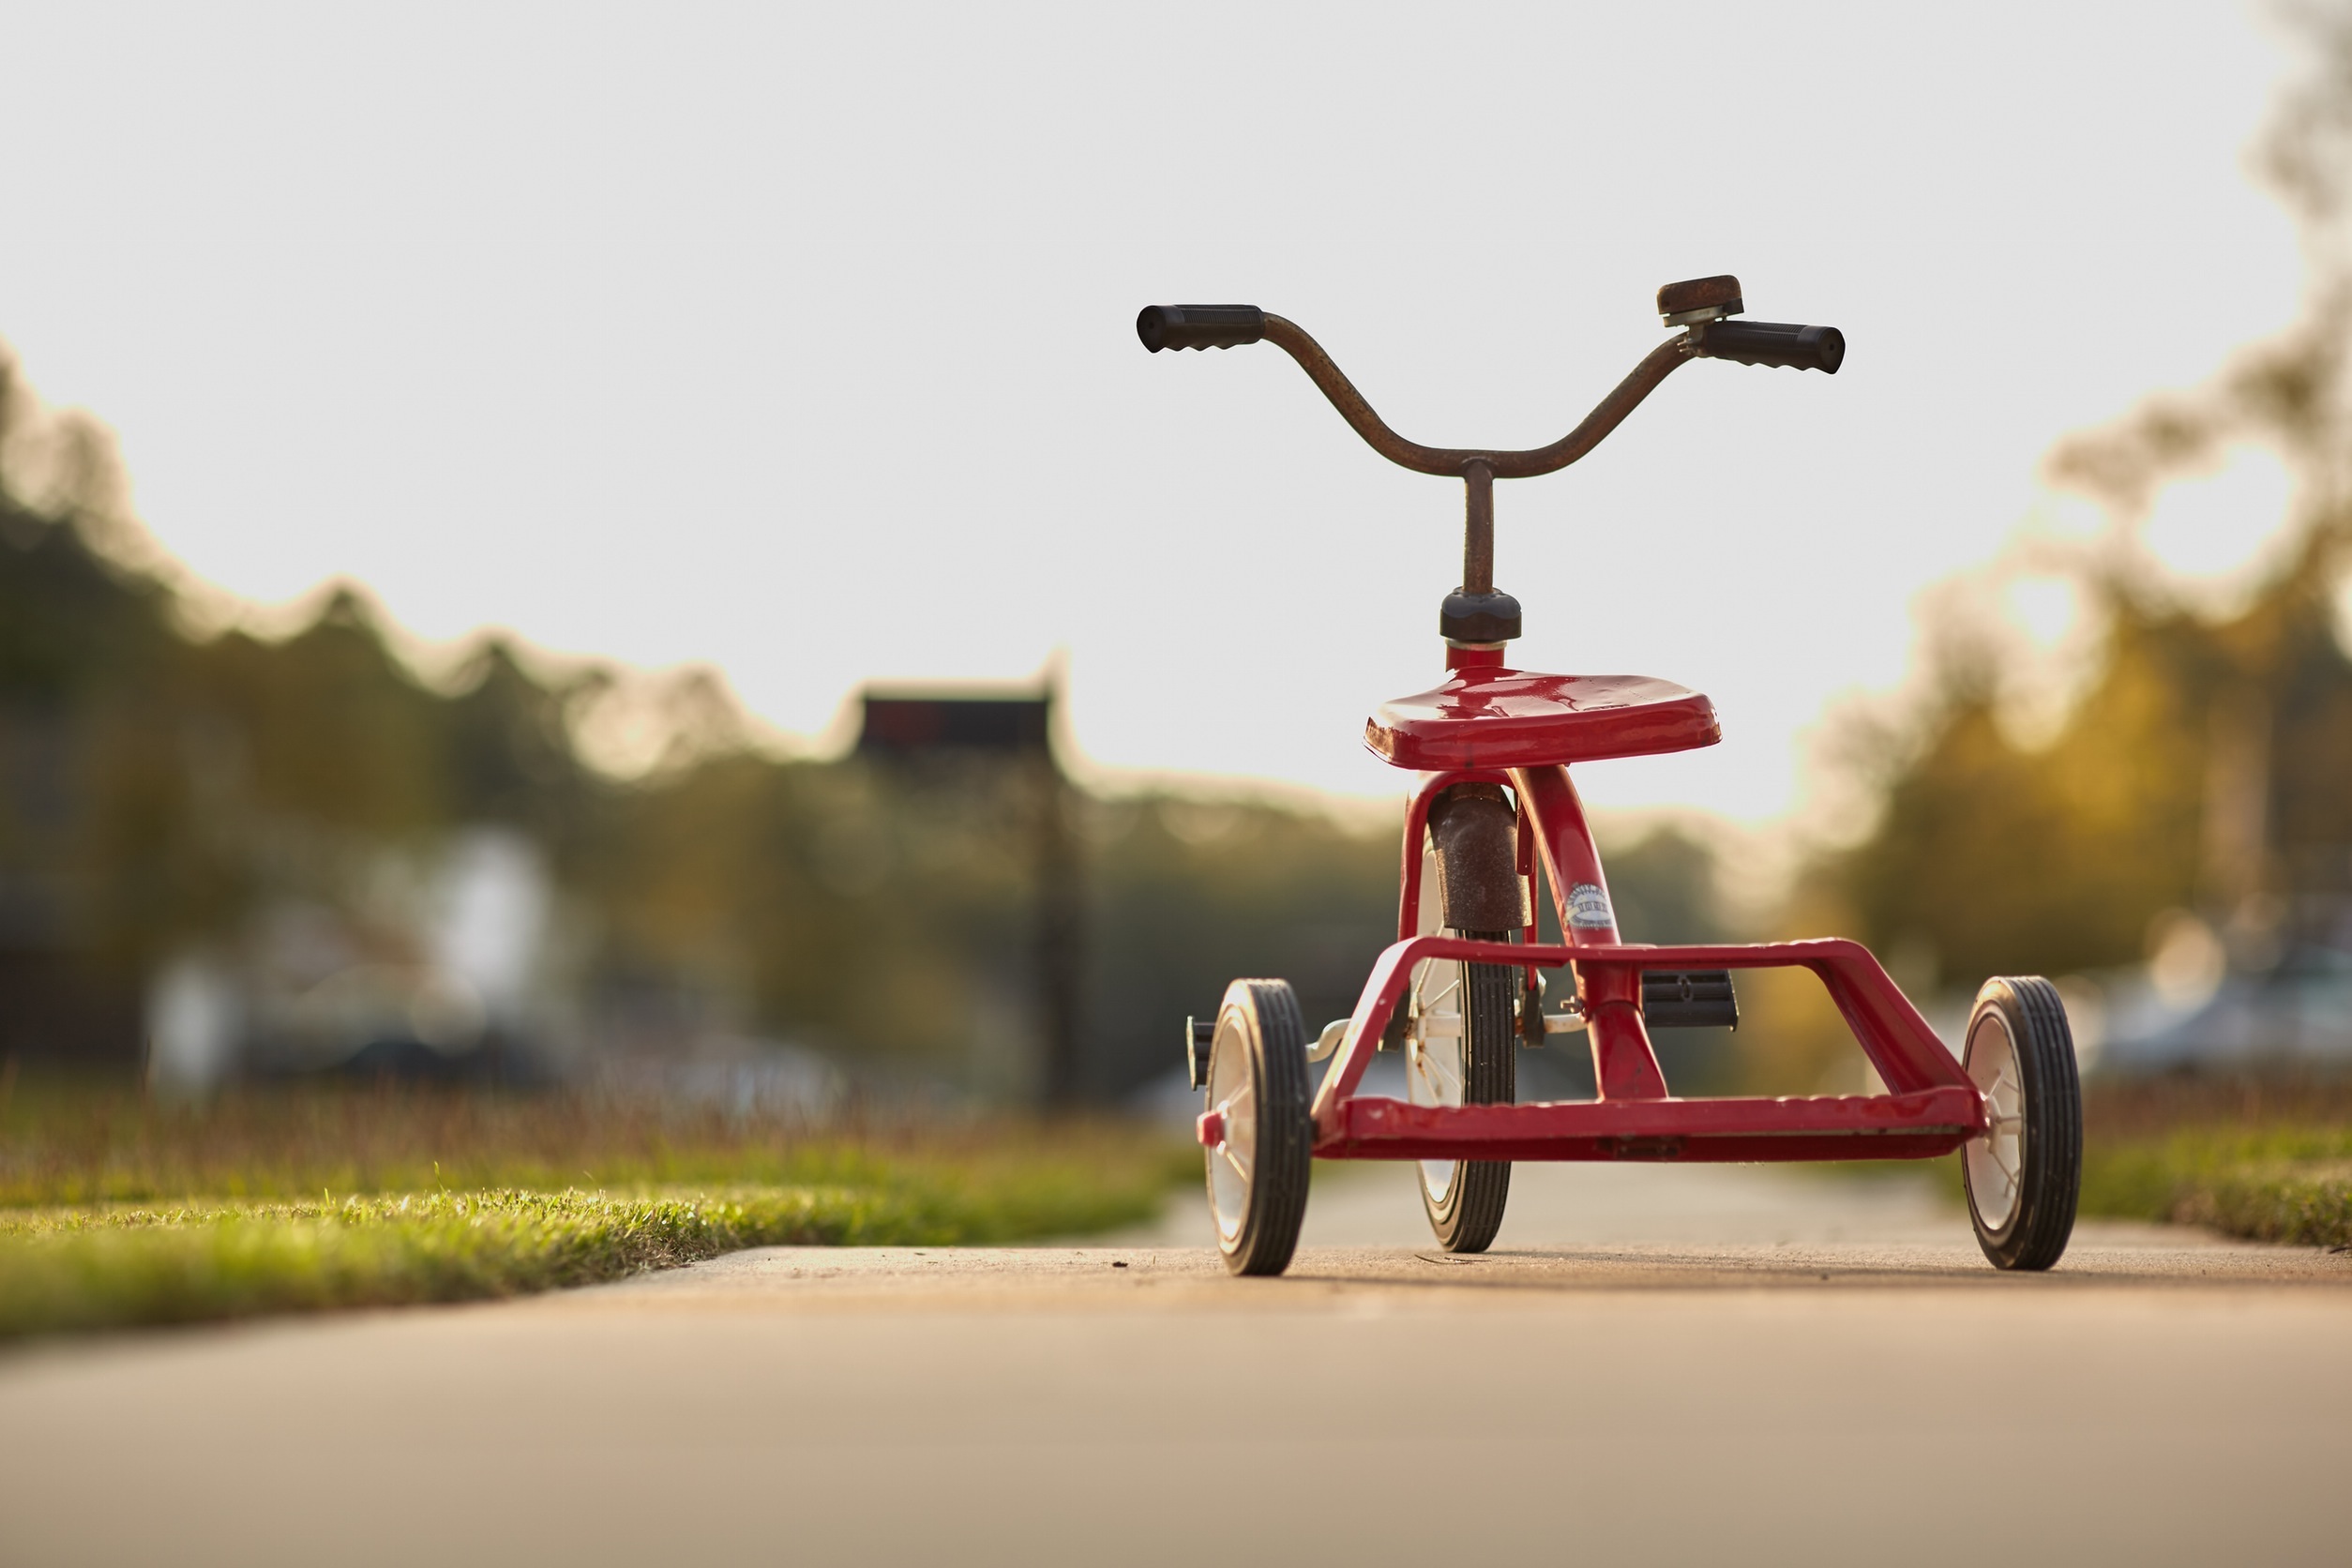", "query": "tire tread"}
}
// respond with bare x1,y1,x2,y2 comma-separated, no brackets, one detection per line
1966,975,2082,1272
1217,979,1313,1276
1423,934,1514,1254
